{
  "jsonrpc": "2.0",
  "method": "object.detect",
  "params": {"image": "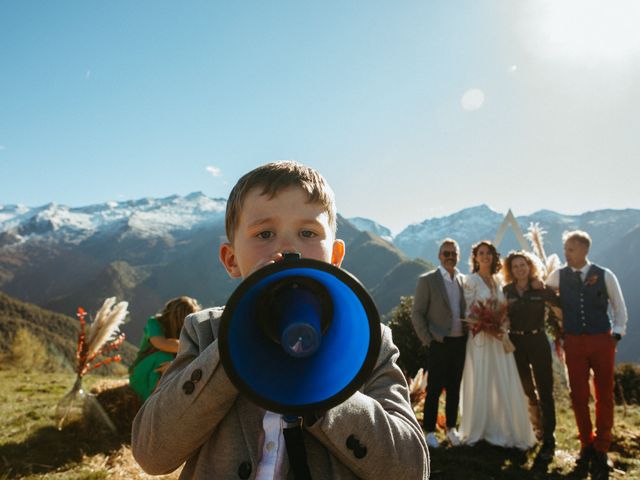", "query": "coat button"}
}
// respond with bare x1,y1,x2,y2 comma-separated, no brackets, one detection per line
190,368,203,382
354,444,368,459
346,434,358,450
182,381,195,395
238,461,252,479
